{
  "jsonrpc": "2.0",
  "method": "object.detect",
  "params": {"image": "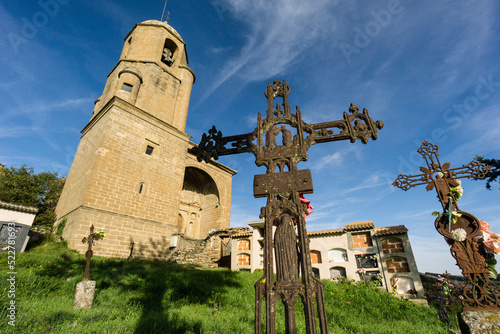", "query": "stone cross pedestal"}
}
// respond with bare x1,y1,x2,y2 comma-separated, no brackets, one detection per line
74,280,96,309
461,311,500,334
